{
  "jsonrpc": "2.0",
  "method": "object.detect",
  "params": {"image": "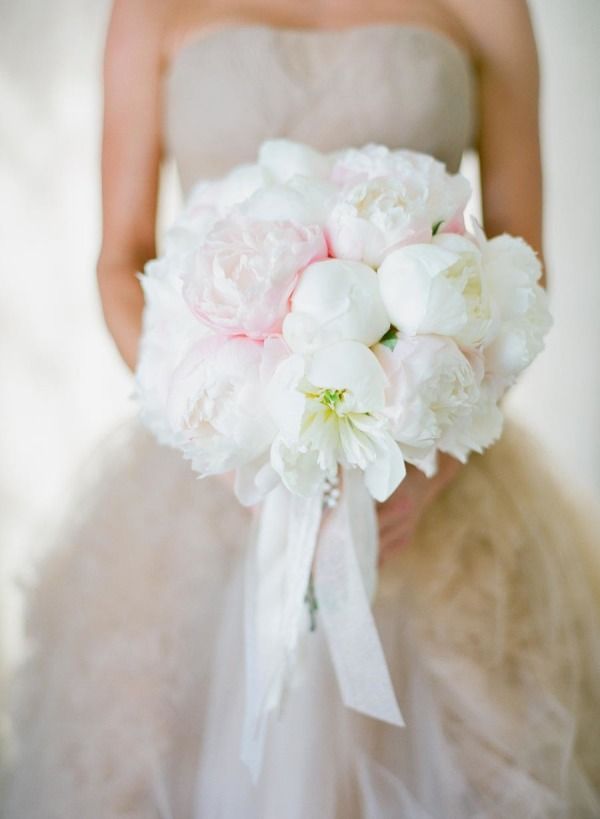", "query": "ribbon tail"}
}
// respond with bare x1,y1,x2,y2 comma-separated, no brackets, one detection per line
314,470,405,727
240,485,323,781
